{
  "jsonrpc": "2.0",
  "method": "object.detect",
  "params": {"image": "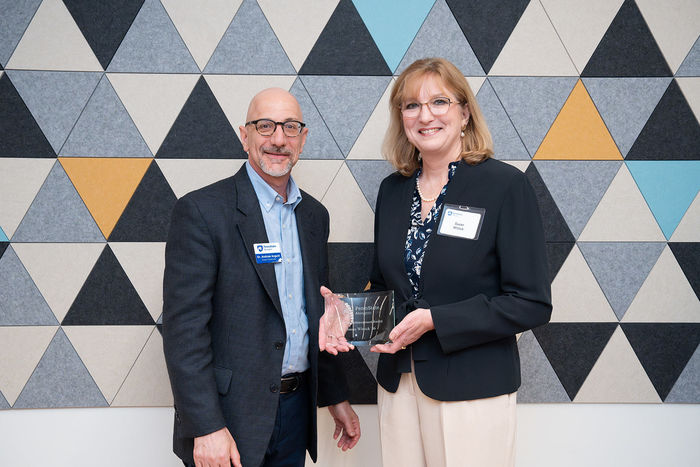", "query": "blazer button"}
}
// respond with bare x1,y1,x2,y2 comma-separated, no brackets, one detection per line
270,384,279,393
274,341,283,350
